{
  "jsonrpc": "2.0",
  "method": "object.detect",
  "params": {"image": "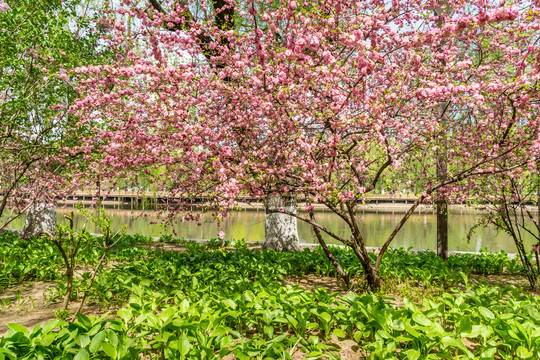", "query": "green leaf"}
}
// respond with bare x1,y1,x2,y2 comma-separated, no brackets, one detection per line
480,348,497,359
319,312,331,324
477,307,495,320
332,328,346,338
441,336,474,358
117,308,132,323
40,320,62,334
75,334,91,348
179,332,191,357
403,298,416,312
101,342,117,358
286,314,299,329
264,326,274,339
7,323,28,334
106,330,119,347
210,327,229,337
74,349,90,360
0,347,17,360
404,349,421,359
89,331,106,353
77,313,92,329
459,316,472,334
38,334,56,347
179,299,190,313
222,299,236,309
412,313,431,327
516,346,533,359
